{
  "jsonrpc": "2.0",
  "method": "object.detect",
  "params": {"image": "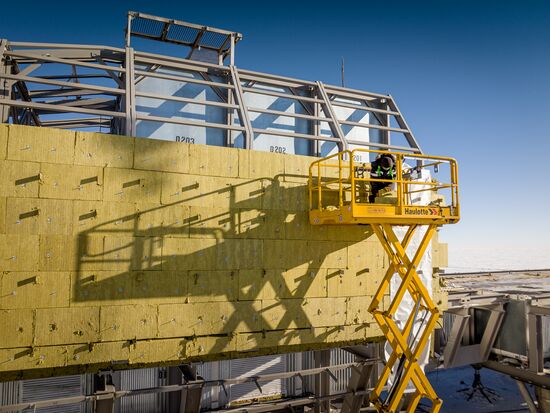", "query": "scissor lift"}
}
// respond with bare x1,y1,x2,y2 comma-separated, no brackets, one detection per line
309,149,460,413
